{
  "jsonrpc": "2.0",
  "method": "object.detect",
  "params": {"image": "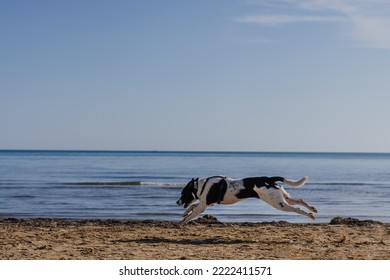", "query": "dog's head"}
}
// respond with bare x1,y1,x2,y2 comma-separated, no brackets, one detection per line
176,178,198,208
